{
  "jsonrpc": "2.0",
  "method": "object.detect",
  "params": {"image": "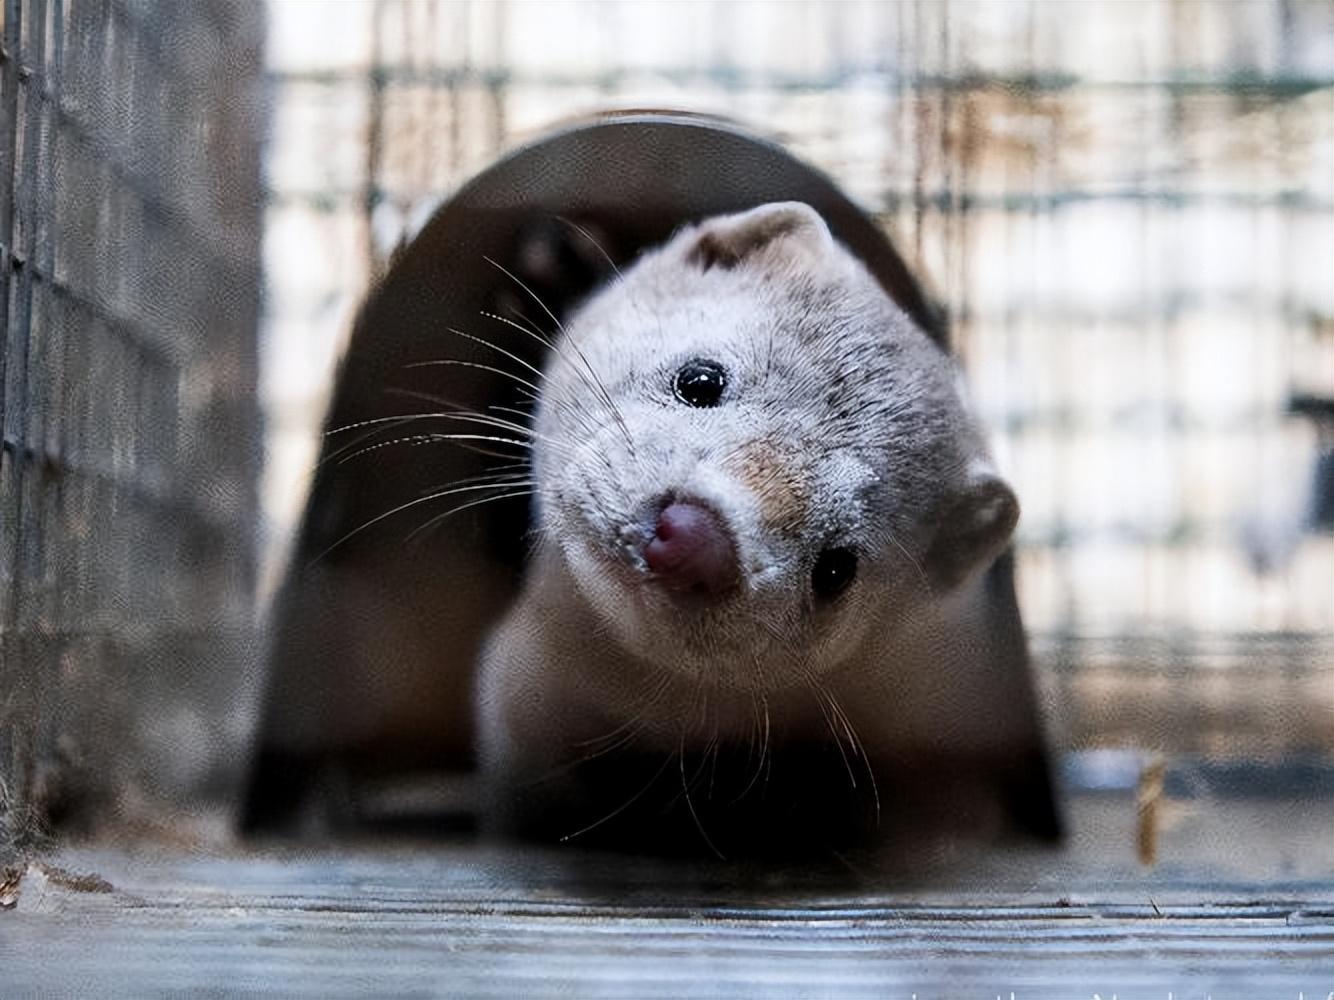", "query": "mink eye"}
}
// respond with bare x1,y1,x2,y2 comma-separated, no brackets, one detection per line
673,359,728,408
812,547,857,600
